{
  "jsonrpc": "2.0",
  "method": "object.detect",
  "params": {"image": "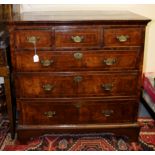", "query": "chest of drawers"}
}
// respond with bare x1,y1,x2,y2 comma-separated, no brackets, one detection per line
7,11,150,143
